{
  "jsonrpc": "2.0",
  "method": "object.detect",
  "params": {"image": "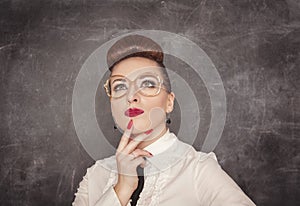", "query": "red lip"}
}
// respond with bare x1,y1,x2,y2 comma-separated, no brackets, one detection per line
125,108,144,117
